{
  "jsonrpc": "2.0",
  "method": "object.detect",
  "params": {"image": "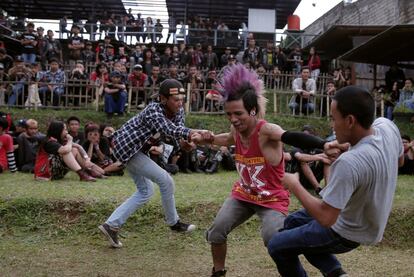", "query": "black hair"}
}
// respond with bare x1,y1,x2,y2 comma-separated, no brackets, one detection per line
332,85,375,129
66,116,80,124
0,117,8,130
226,82,259,114
47,121,65,143
402,135,411,141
